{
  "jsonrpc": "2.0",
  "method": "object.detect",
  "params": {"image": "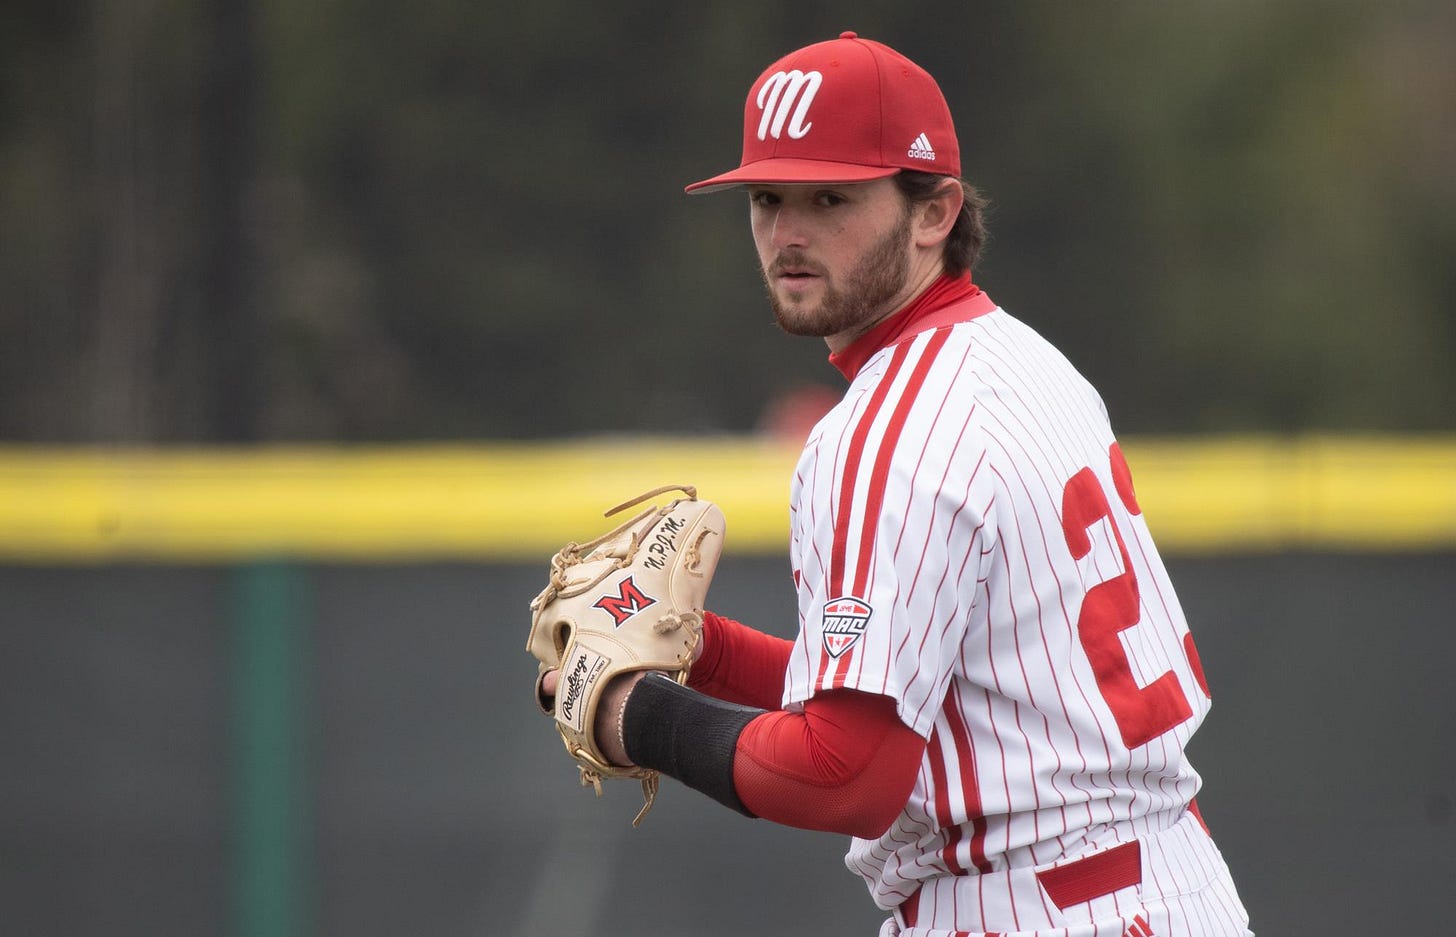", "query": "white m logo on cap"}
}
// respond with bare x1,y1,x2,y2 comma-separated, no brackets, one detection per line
756,69,822,141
